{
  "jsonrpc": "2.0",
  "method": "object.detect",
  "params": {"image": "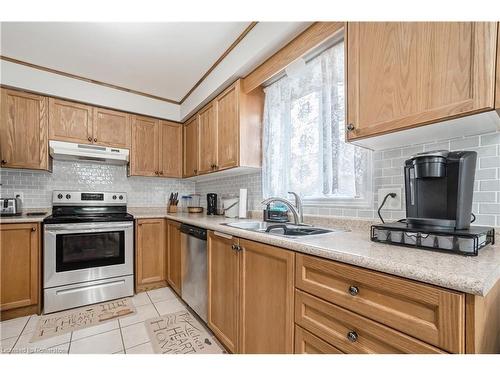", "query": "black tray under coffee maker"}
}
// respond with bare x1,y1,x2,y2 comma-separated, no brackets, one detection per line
371,150,495,256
